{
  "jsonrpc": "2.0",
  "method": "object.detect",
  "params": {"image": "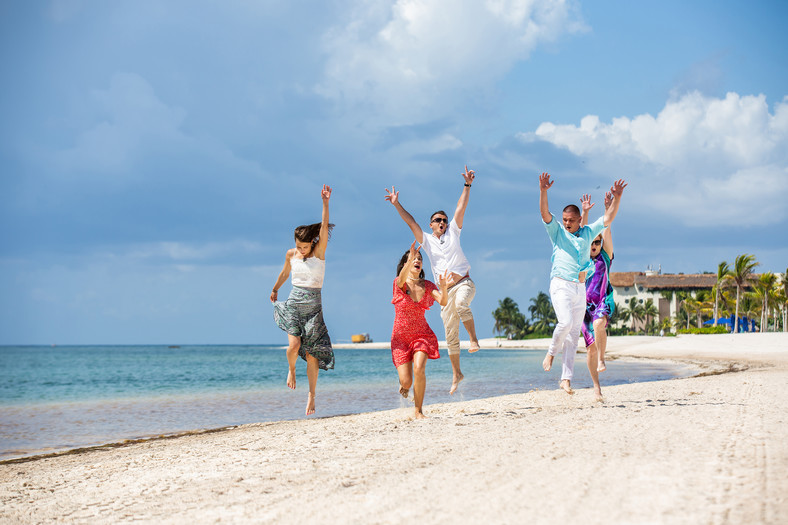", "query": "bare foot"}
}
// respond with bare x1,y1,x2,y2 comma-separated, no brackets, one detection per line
306,392,315,416
560,379,574,395
399,386,409,398
287,368,296,390
449,372,464,395
414,410,427,419
597,358,606,372
594,386,603,402
542,353,554,371
468,341,480,353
